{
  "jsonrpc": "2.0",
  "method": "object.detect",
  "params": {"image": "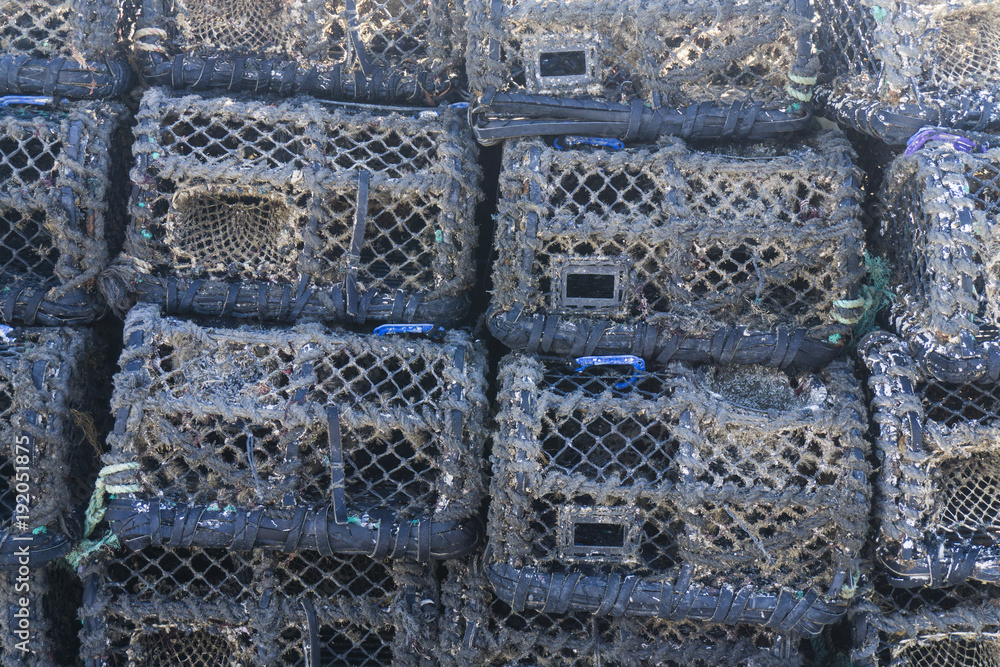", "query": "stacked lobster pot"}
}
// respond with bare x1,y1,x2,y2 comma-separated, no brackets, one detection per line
80,305,487,664
813,0,1000,145
854,132,1000,663
451,2,878,656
